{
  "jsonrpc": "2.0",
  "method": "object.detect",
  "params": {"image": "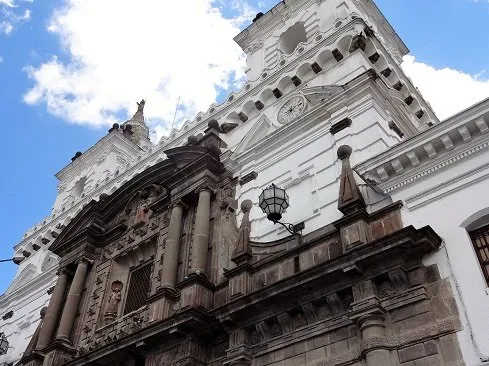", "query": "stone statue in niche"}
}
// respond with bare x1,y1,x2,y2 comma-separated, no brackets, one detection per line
122,184,166,235
220,186,237,217
104,280,123,324
270,322,282,337
293,312,307,329
249,330,261,345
